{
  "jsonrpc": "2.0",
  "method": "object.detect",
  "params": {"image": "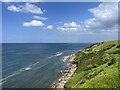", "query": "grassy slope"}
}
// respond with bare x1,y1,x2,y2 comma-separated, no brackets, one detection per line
65,40,120,88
